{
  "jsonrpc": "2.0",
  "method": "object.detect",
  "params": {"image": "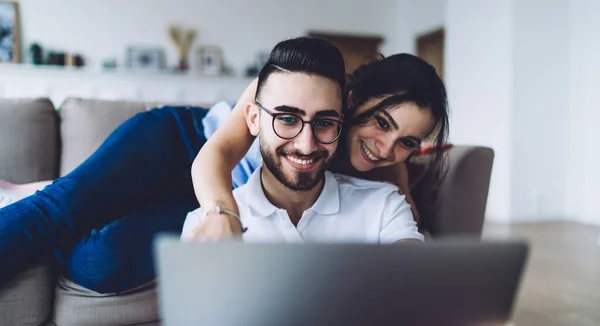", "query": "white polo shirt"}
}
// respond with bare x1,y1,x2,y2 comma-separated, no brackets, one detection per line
182,168,424,243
